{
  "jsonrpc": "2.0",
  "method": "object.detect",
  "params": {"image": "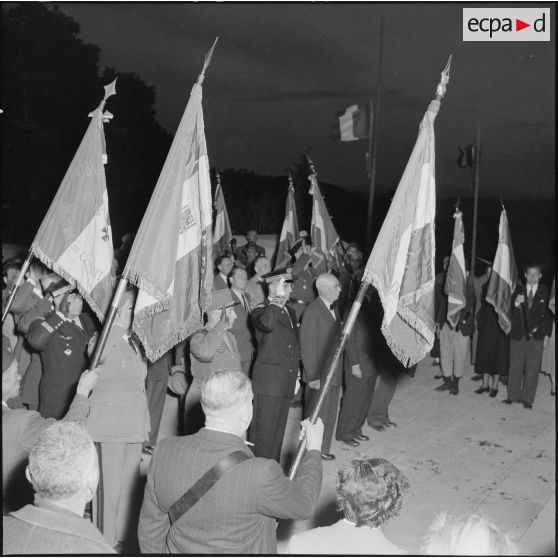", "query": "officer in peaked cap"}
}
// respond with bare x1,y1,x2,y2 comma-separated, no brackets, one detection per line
250,268,300,461
289,238,317,323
